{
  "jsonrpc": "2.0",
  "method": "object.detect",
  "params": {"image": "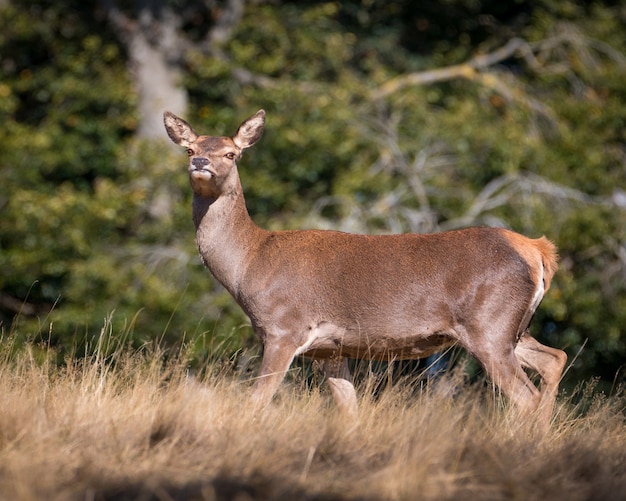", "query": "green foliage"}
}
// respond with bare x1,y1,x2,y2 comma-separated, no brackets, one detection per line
0,1,624,389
